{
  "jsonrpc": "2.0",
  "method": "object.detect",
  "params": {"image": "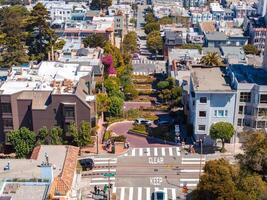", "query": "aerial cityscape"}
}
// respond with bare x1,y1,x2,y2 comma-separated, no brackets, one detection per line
0,0,267,199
